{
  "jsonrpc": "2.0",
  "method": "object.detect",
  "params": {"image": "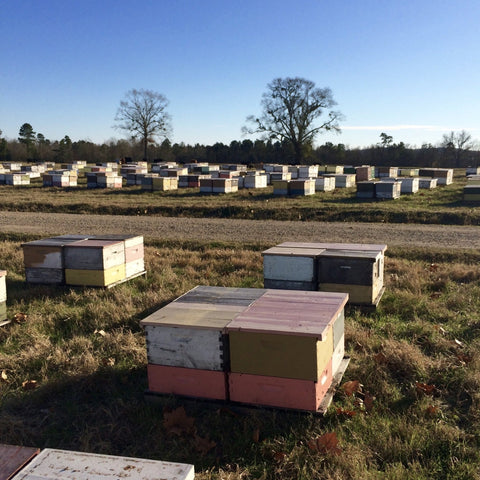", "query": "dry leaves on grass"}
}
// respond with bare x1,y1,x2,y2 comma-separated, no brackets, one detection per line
163,406,216,455
22,380,38,390
308,432,342,456
416,382,436,396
